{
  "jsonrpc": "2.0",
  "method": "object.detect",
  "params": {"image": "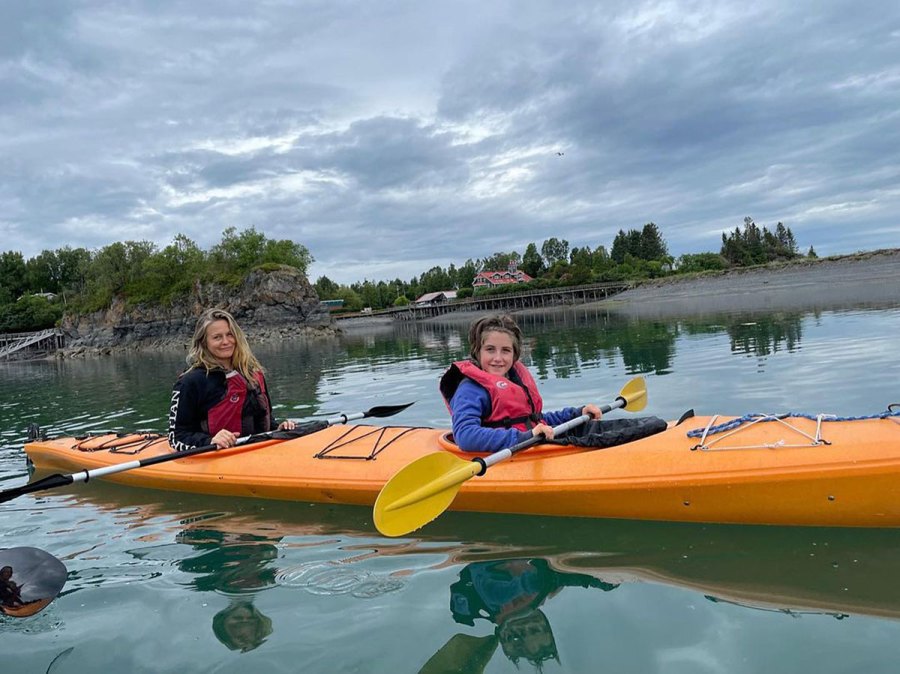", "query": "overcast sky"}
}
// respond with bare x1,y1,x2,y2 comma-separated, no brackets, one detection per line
2,1,899,284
